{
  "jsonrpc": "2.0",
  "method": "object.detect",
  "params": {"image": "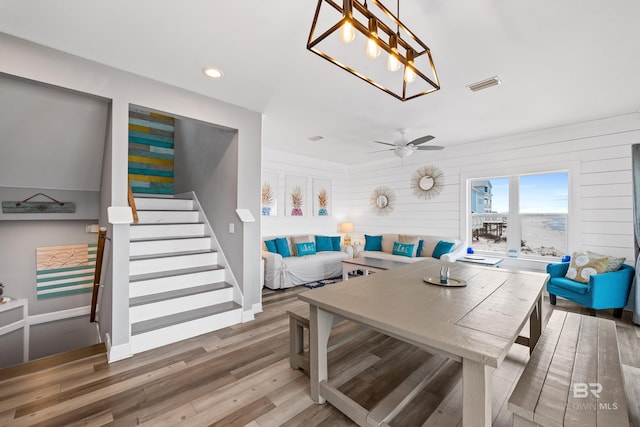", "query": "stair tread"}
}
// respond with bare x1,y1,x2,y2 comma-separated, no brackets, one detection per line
131,222,205,226
130,282,232,307
136,209,199,213
133,195,193,200
130,236,209,243
130,265,224,282
130,249,216,261
131,301,241,335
